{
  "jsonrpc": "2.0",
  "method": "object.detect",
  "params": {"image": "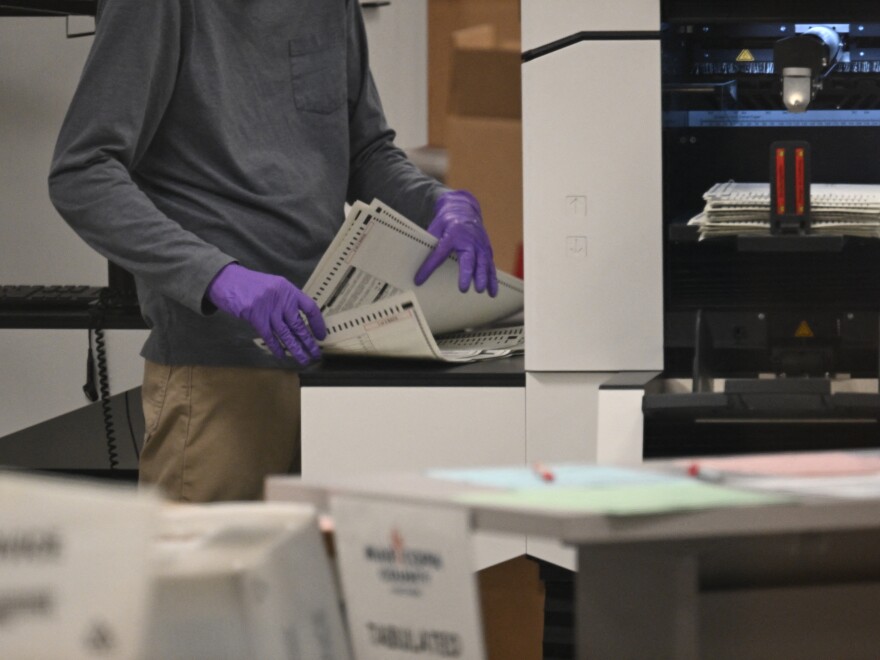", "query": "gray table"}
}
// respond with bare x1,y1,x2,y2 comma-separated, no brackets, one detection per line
267,466,880,659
